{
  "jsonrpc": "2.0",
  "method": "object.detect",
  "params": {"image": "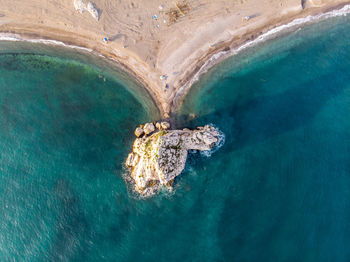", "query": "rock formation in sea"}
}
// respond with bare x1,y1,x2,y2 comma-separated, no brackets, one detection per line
126,122,221,196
